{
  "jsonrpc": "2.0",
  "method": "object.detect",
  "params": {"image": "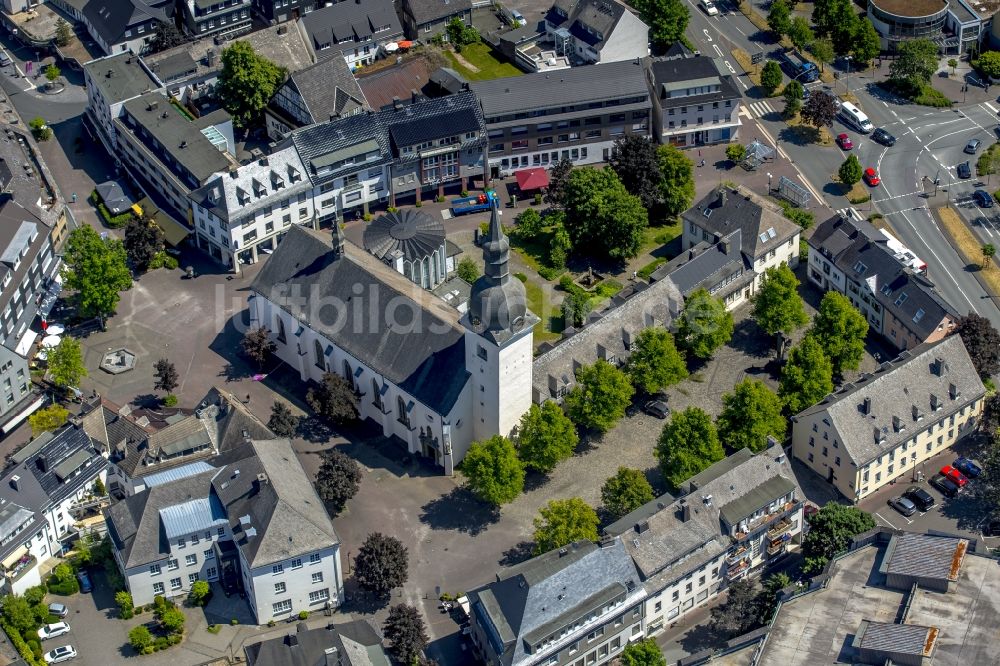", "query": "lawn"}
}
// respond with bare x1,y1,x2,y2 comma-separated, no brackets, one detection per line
443,43,522,81
937,206,1000,297
639,218,683,256
515,273,562,344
